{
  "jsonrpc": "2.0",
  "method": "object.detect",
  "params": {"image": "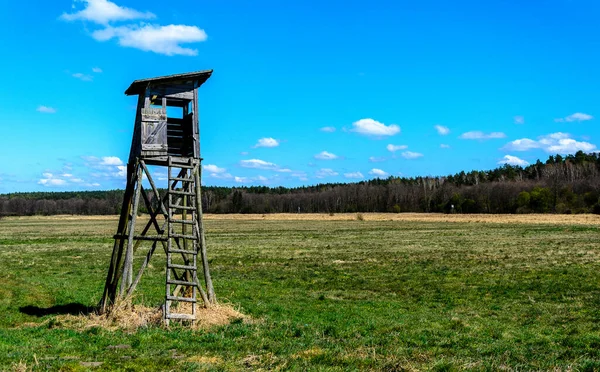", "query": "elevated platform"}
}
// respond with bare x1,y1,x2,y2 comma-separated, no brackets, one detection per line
141,156,201,167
